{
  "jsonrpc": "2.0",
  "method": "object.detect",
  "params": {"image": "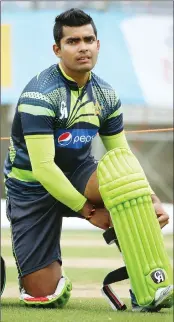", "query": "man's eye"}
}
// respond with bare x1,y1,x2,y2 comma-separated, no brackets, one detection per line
87,38,95,43
68,39,76,44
